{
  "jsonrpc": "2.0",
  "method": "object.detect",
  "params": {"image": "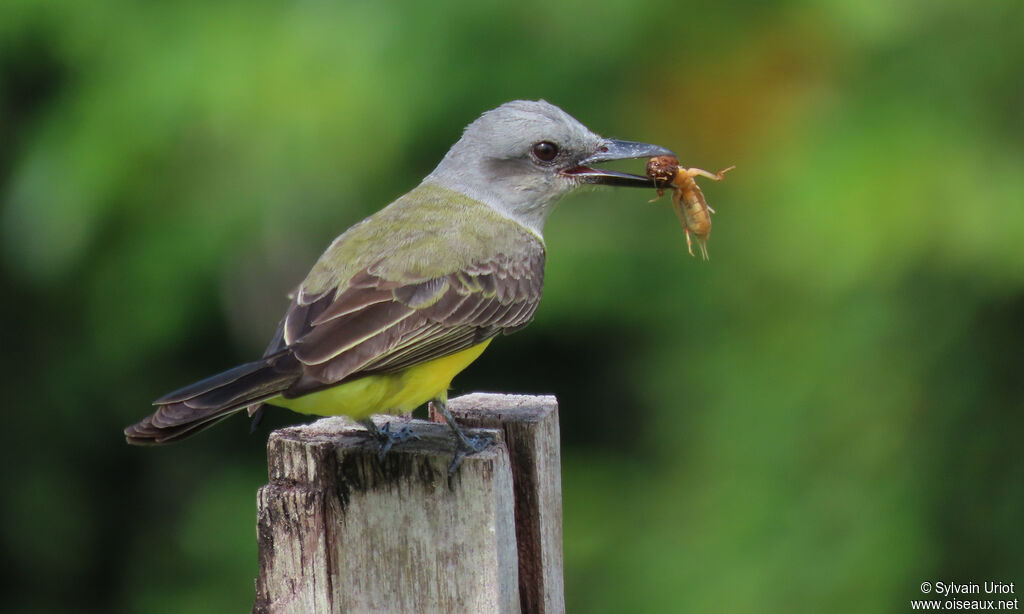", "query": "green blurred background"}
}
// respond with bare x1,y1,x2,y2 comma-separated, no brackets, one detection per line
2,0,1022,612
